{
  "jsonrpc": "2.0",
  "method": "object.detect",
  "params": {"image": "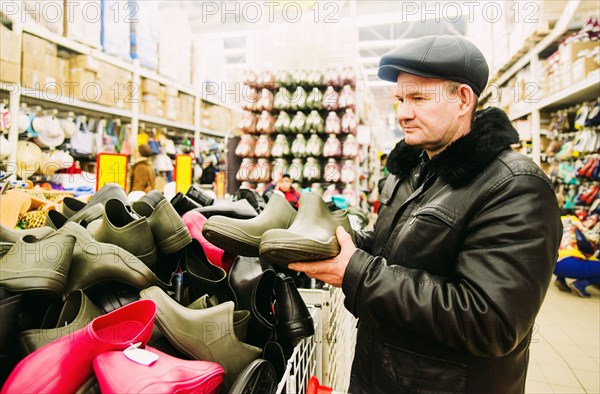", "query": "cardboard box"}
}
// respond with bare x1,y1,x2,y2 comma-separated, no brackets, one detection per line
158,86,166,102
22,33,56,72
559,41,599,67
143,99,164,117
164,95,177,120
63,0,101,49
141,78,160,95
21,67,45,89
22,33,45,55
56,58,69,85
47,56,58,81
69,68,96,86
69,55,100,73
572,56,600,83
44,41,58,57
0,60,20,83
0,25,20,63
559,67,572,91
22,51,54,72
68,68,97,100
